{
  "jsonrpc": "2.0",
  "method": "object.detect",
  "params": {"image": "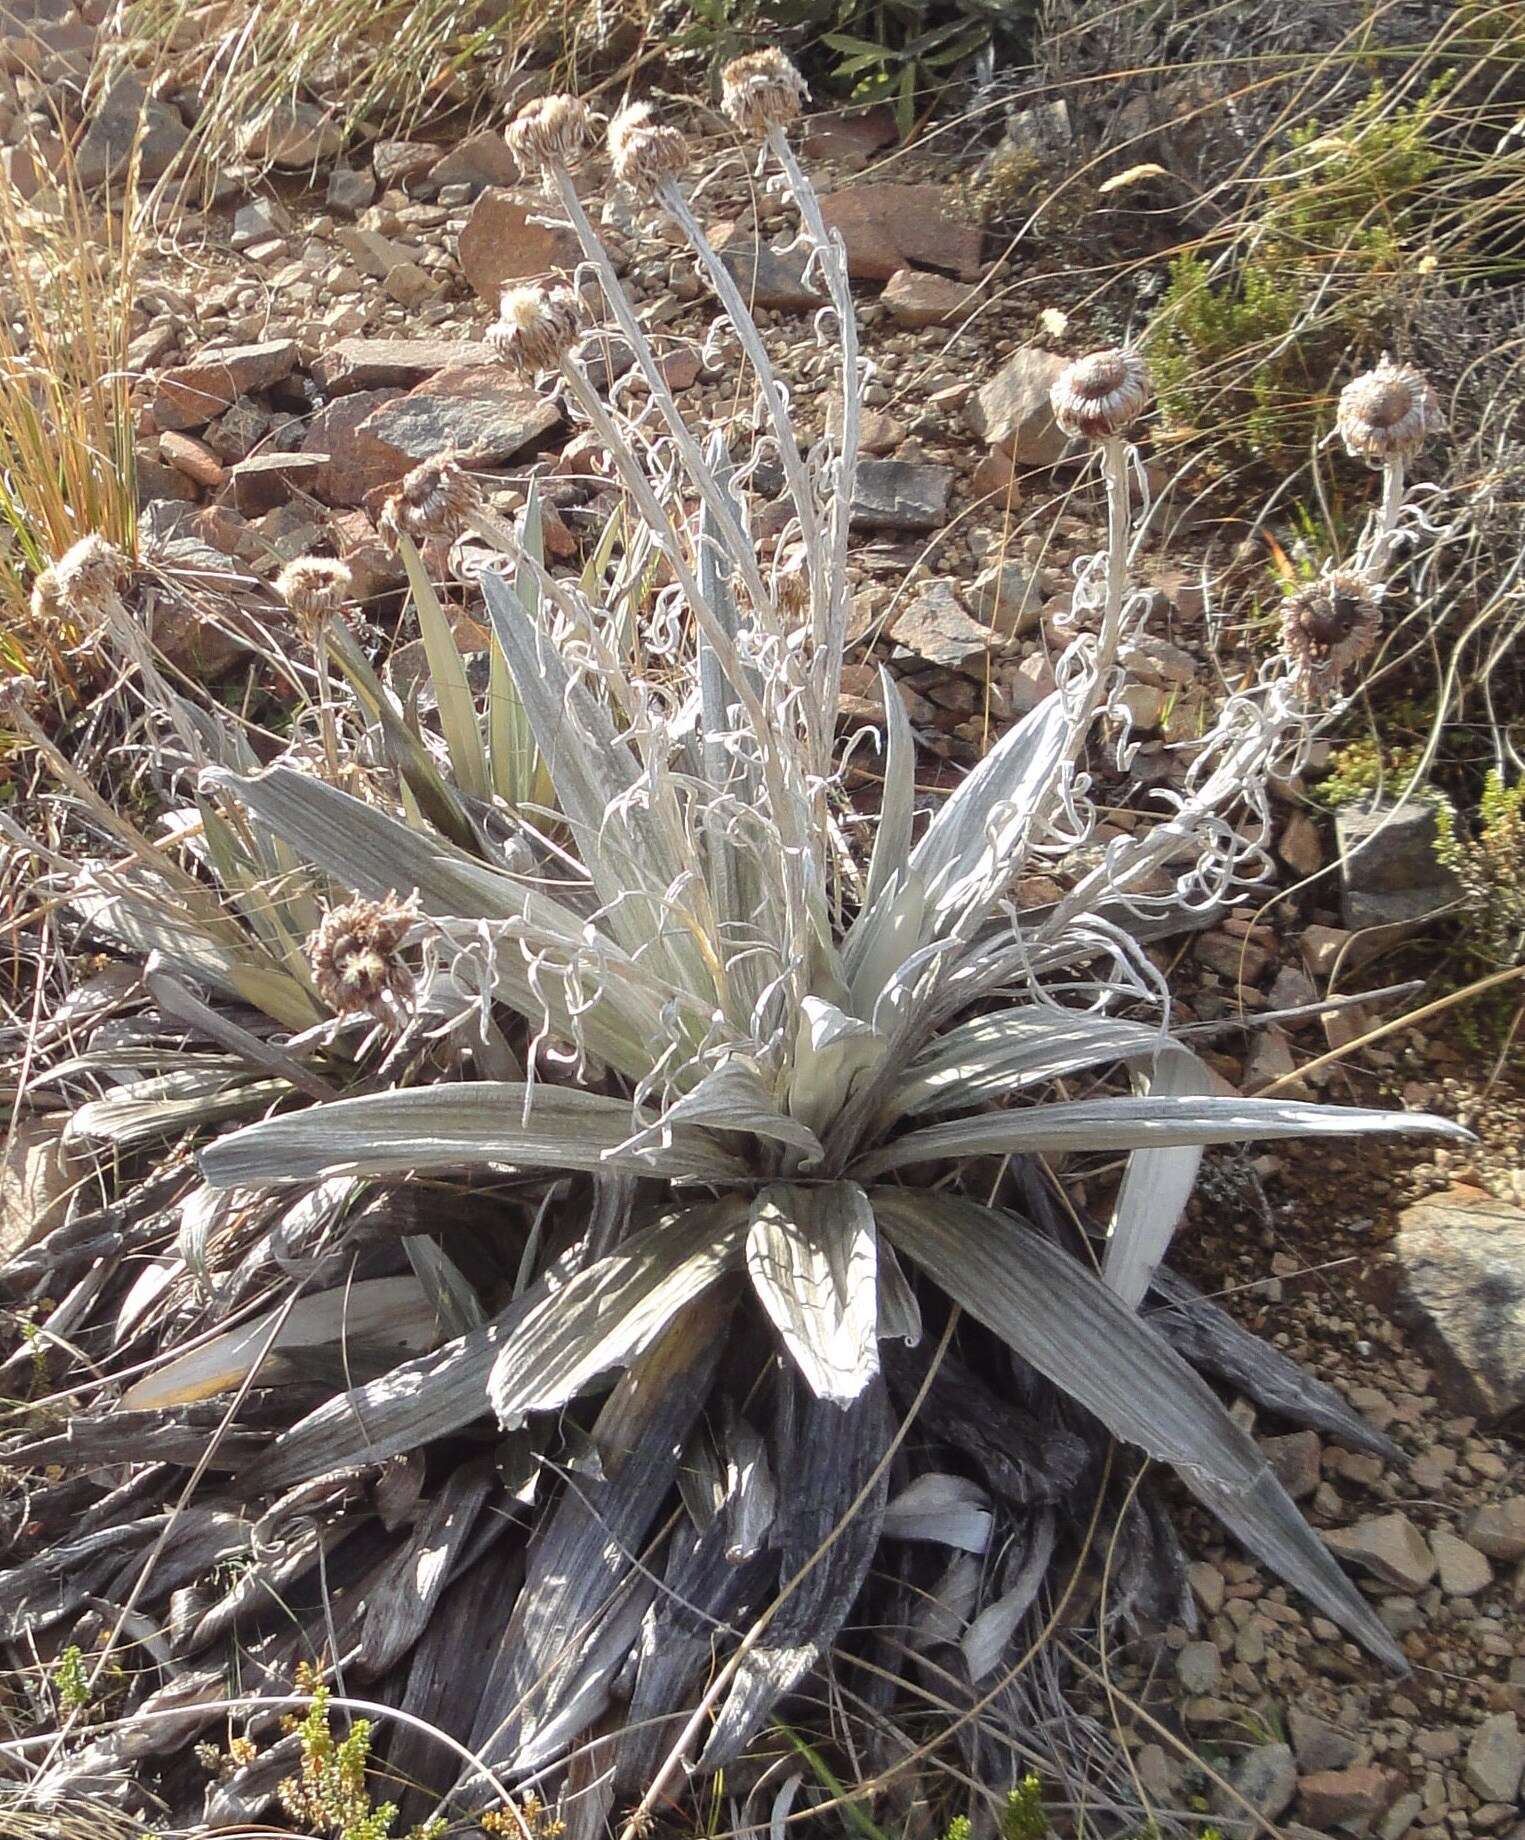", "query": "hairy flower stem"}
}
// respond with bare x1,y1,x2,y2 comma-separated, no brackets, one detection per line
463,481,812,1018
654,179,823,607
766,124,860,745
1365,455,1406,578
311,621,342,784
546,165,775,623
